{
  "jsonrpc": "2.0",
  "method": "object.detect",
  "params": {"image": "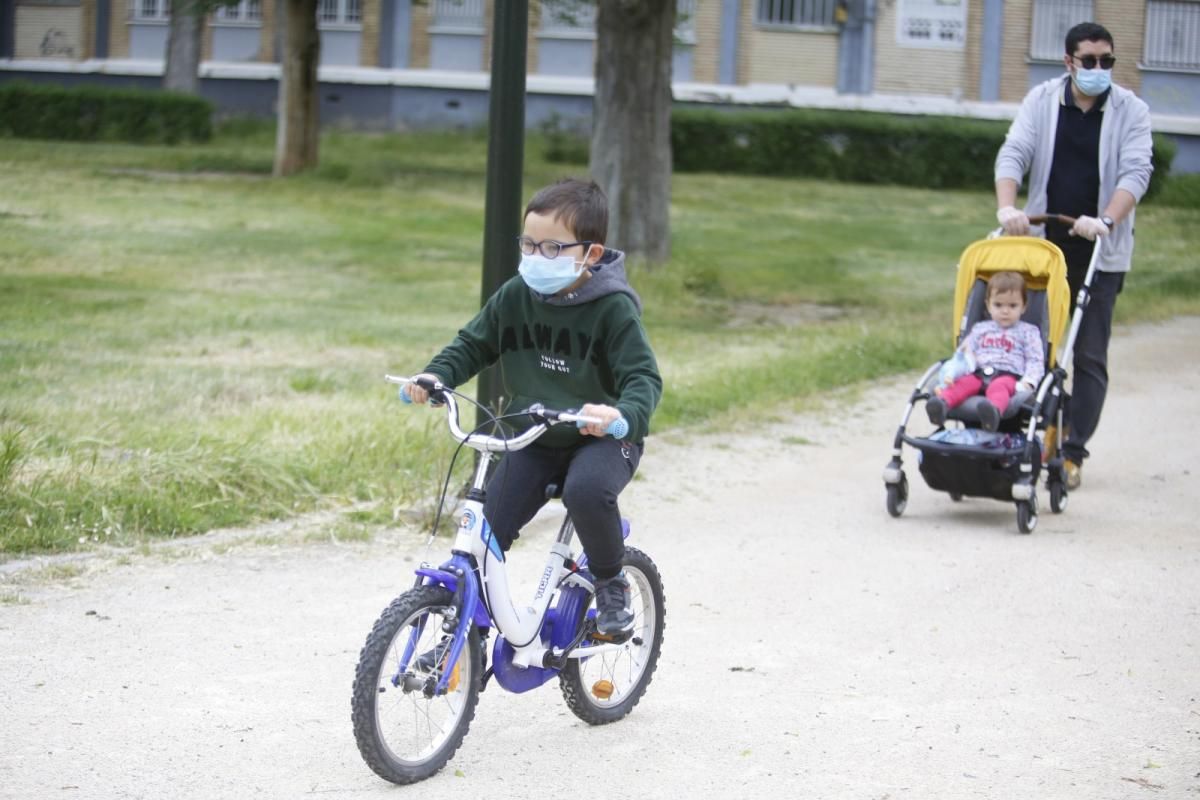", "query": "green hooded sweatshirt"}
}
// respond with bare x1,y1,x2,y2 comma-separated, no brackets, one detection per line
424,248,662,447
